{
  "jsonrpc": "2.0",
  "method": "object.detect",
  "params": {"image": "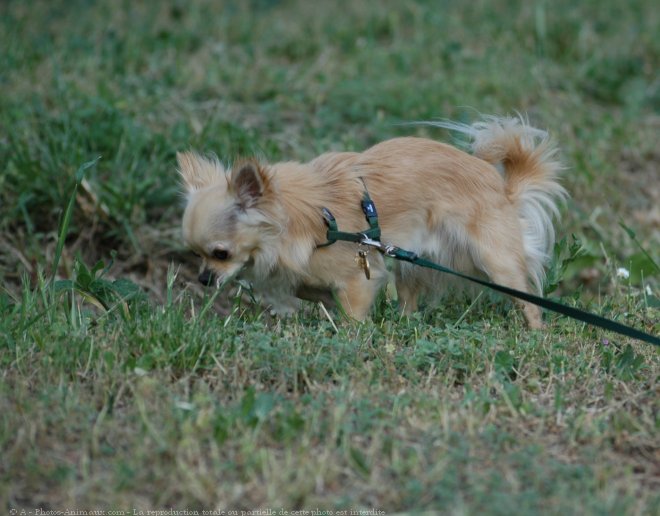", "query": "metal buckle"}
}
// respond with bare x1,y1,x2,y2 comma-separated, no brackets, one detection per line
359,234,401,257
359,234,382,250
383,245,397,257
